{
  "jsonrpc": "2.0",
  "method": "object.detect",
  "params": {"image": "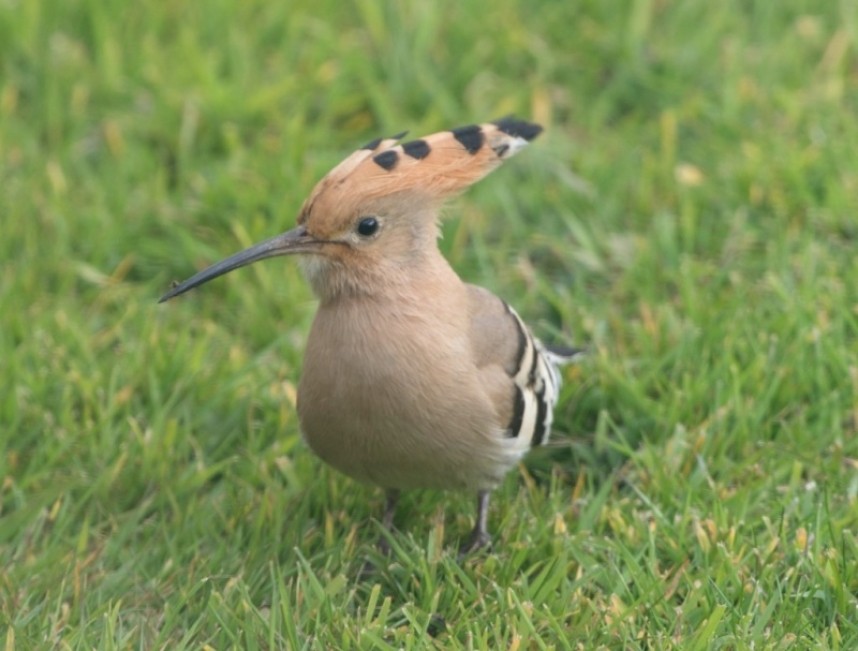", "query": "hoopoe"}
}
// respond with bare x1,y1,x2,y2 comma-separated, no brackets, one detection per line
160,118,579,555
